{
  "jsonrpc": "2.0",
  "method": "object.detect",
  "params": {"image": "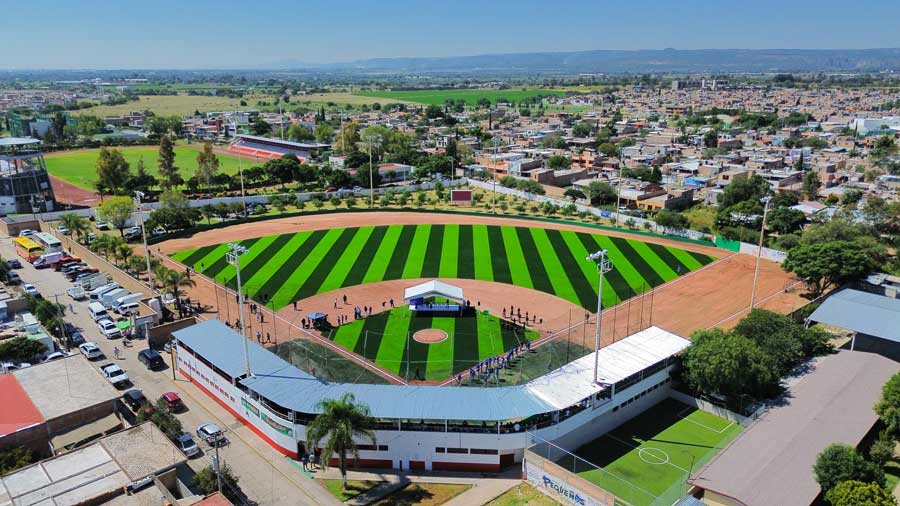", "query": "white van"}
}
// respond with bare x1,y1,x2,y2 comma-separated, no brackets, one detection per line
89,283,120,300
114,293,143,313
117,302,140,316
34,252,64,269
89,302,110,322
